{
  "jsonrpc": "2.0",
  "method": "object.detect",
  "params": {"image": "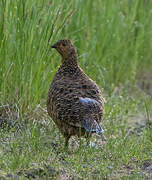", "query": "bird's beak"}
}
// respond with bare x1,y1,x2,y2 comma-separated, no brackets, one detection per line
51,43,57,48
